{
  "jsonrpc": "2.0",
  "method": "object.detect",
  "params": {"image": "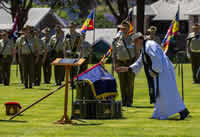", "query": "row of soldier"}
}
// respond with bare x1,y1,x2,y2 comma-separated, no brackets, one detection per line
0,23,91,88
0,19,199,103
